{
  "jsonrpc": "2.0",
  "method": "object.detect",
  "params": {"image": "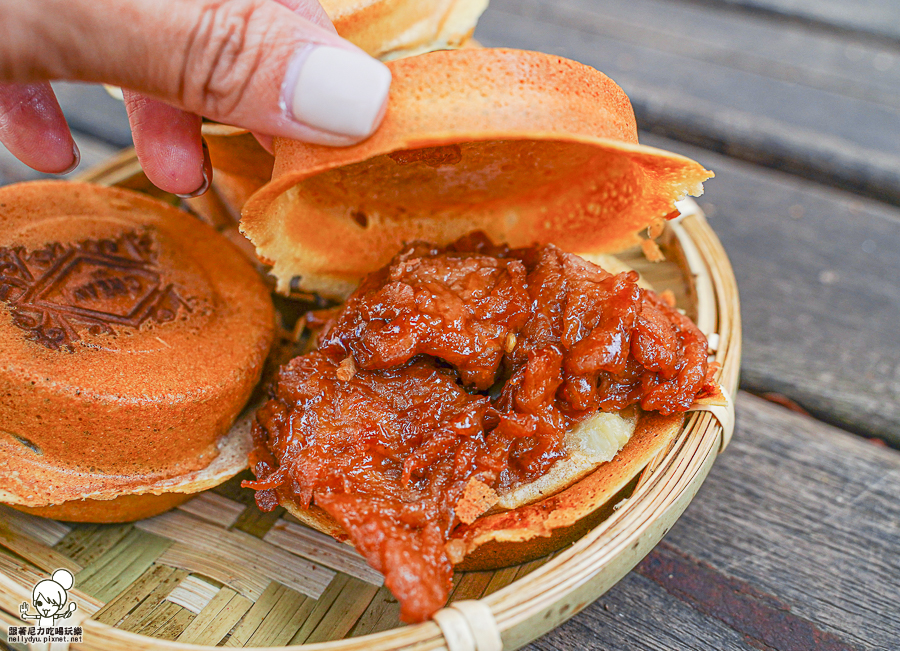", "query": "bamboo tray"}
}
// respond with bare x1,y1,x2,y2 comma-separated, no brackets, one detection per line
0,150,741,651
